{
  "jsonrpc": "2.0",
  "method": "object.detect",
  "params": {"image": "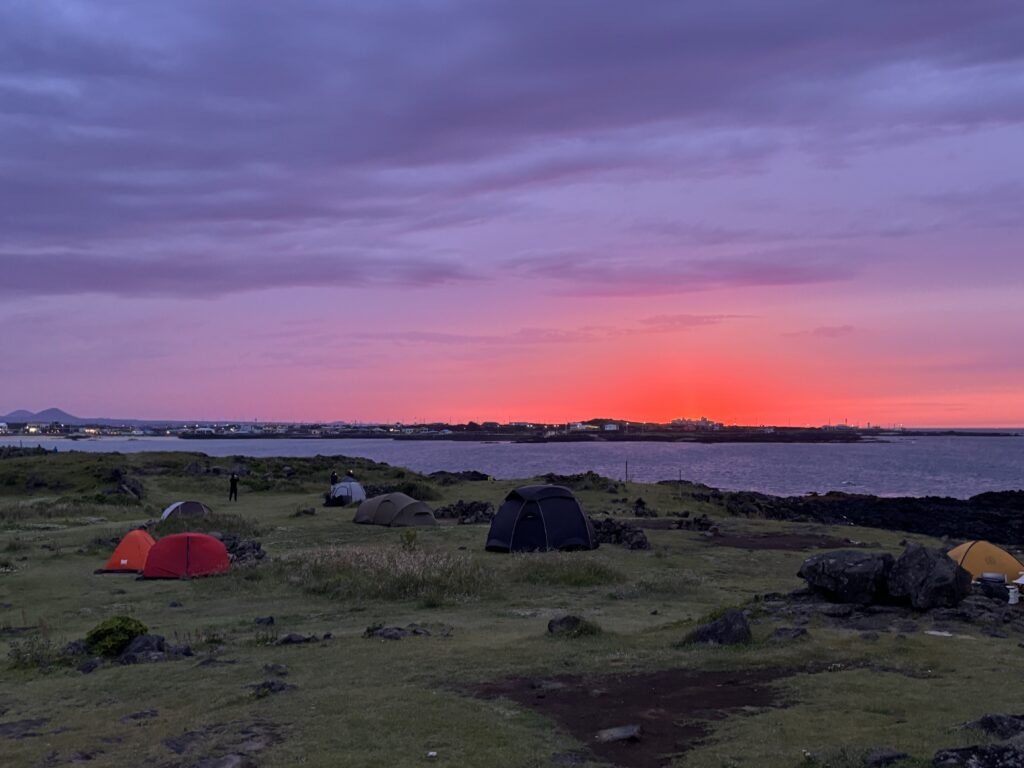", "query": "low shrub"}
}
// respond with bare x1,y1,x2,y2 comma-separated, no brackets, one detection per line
510,553,625,587
285,545,493,602
85,616,149,657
